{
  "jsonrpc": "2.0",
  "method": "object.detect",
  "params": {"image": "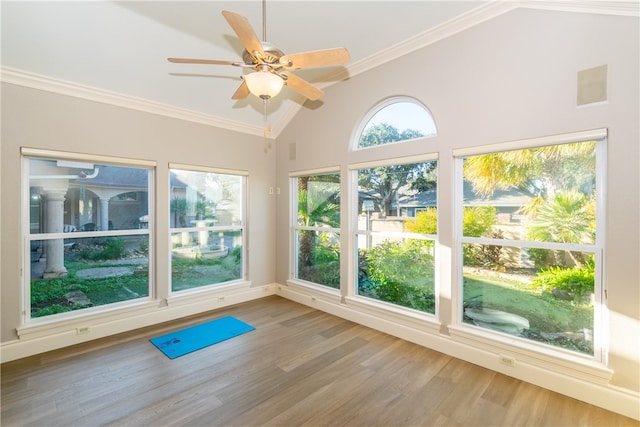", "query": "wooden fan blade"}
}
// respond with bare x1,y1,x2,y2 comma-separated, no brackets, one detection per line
280,47,350,69
281,71,323,101
221,10,264,57
168,58,243,66
232,80,250,100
